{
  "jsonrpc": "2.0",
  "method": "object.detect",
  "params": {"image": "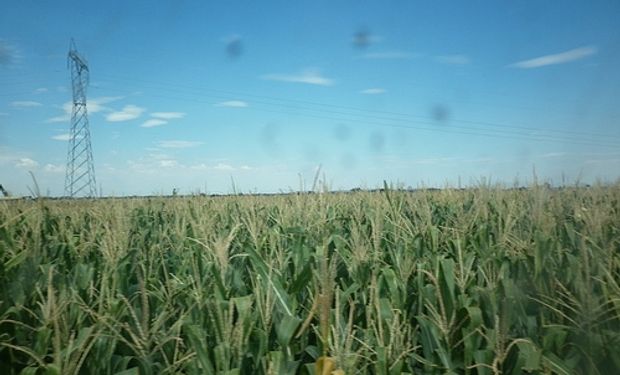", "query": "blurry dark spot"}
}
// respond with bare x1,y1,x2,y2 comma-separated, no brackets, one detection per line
226,36,243,59
516,146,531,165
353,27,371,49
431,104,450,123
333,123,351,141
0,41,13,66
340,153,357,169
392,129,408,148
369,131,385,153
260,123,280,156
302,143,320,161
